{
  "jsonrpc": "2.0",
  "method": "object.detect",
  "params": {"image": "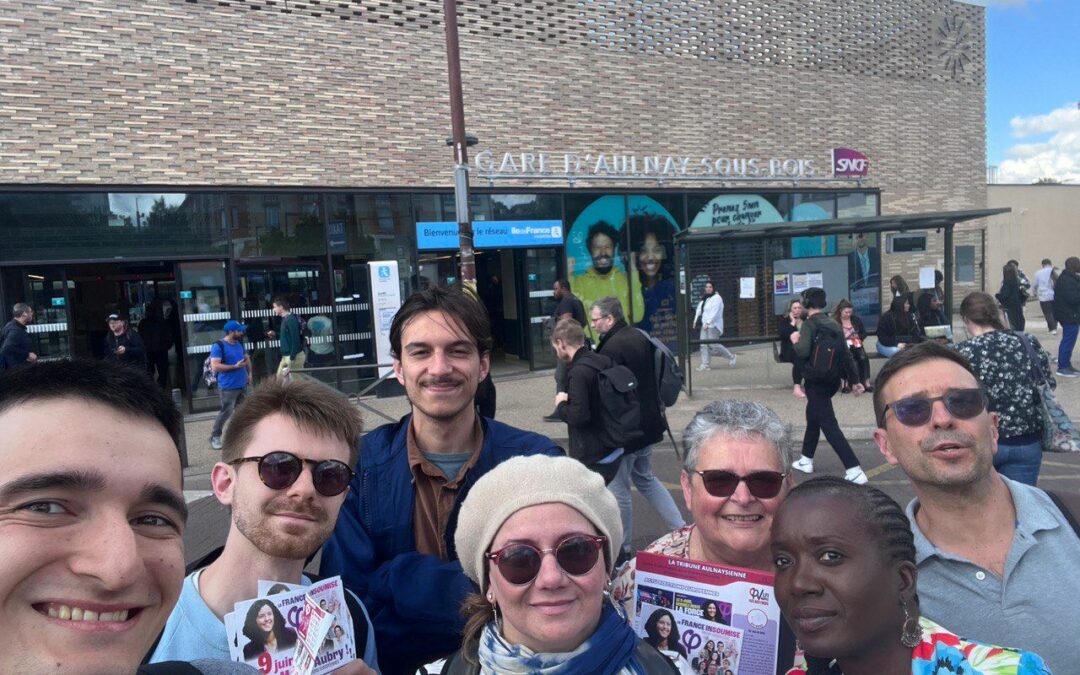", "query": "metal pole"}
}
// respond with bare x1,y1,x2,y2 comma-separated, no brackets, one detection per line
943,224,954,319
442,0,475,290
171,388,190,469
